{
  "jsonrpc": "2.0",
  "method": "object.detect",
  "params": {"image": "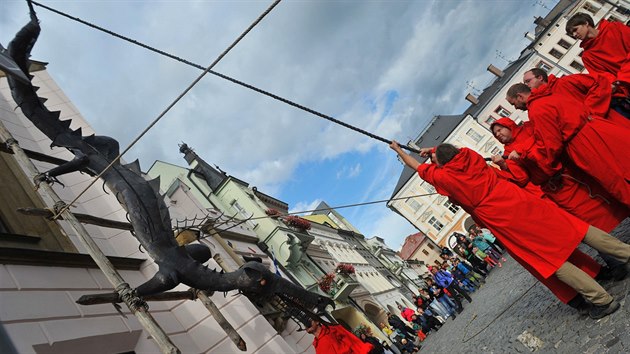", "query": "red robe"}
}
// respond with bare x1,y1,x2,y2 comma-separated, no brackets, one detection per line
526,85,630,208
417,148,588,278
538,74,630,129
492,117,629,232
312,325,373,354
581,19,630,89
